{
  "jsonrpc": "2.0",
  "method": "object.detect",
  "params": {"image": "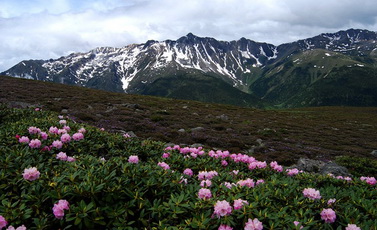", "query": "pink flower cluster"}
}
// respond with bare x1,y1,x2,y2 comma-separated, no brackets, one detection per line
320,208,336,223
22,167,40,181
28,139,41,148
345,224,361,230
0,215,7,229
233,199,248,210
213,200,232,218
198,188,212,200
28,126,41,134
56,152,75,162
302,188,321,200
157,162,170,170
237,178,255,188
128,155,139,164
327,198,336,205
360,176,376,185
162,152,170,158
183,168,193,176
198,171,218,180
286,168,301,176
60,134,71,143
52,200,70,219
248,161,267,170
218,225,233,230
6,225,27,230
293,221,303,229
200,179,212,187
72,132,84,141
244,218,263,230
328,174,353,181
18,136,30,143
270,161,283,172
